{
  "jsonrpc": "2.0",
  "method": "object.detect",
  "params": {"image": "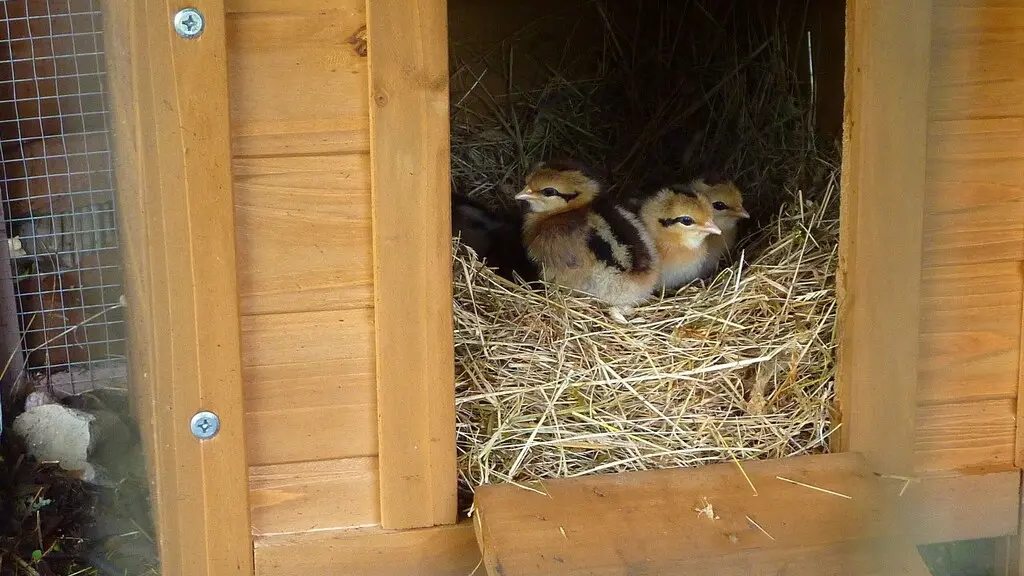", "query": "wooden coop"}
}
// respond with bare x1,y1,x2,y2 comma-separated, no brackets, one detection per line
58,0,1024,573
